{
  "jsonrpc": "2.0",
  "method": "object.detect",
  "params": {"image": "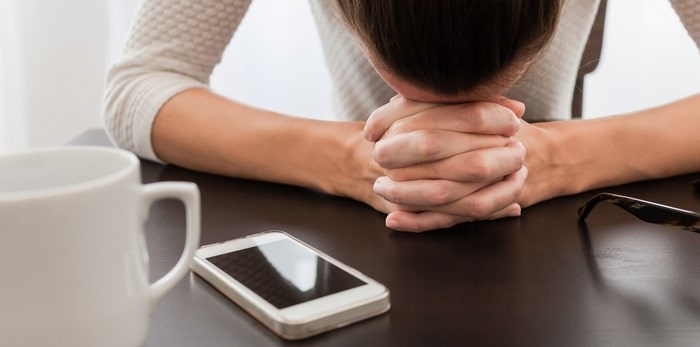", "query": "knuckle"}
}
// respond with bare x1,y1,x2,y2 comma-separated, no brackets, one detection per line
368,104,389,122
415,131,441,157
464,198,493,220
373,142,392,167
520,166,529,181
463,103,520,135
512,171,527,200
366,109,379,128
381,184,401,203
513,149,526,167
463,155,491,181
513,185,524,201
387,118,412,136
515,141,527,157
508,183,524,203
386,168,404,181
429,182,453,205
463,105,487,128
508,115,522,134
507,143,526,169
366,107,389,137
504,115,520,135
388,168,419,182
